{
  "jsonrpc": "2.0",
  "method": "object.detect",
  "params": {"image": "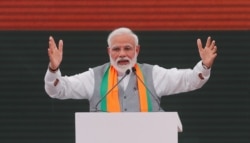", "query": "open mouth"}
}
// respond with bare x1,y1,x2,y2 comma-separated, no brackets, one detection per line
118,59,129,65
